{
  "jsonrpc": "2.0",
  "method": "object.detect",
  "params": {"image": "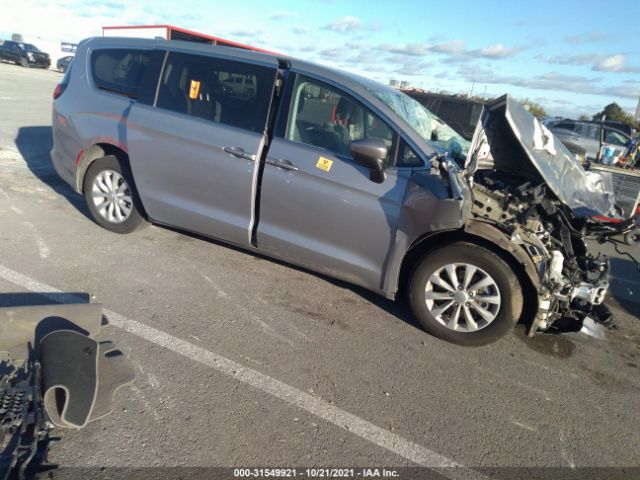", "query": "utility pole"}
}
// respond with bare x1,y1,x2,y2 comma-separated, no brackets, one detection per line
483,85,487,101
469,80,475,98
